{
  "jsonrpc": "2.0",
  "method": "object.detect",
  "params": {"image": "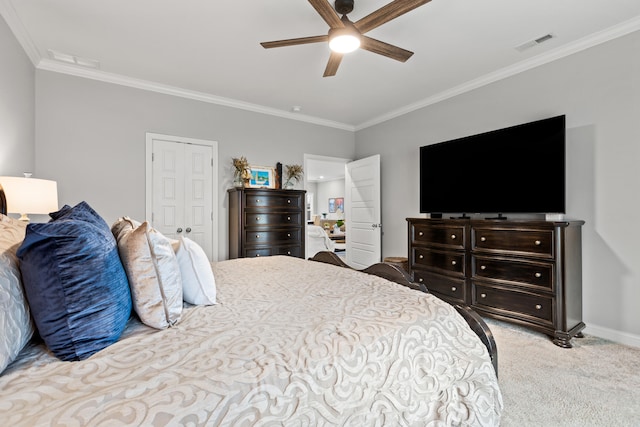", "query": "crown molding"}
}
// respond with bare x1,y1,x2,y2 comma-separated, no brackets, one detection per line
355,15,640,131
36,59,355,131
0,0,40,65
